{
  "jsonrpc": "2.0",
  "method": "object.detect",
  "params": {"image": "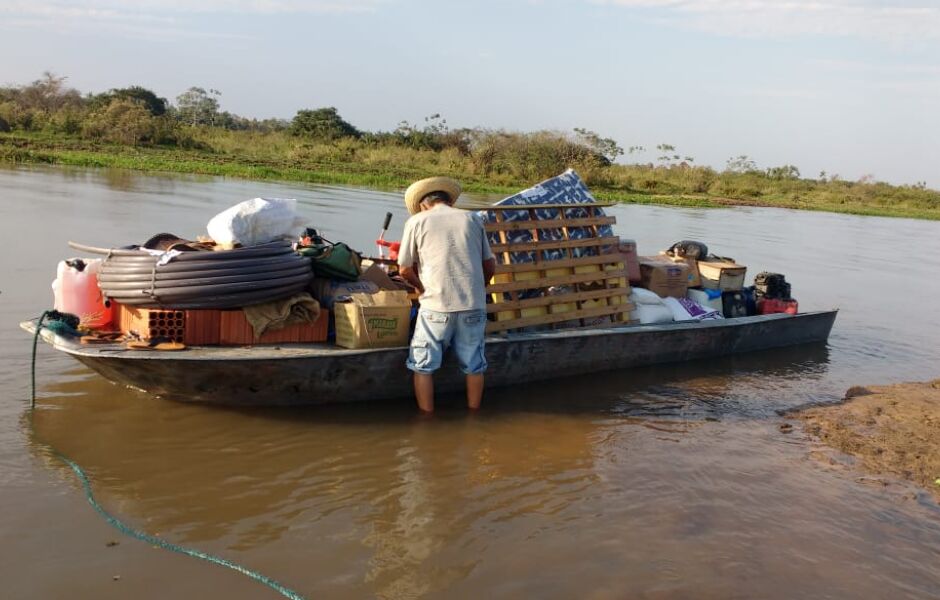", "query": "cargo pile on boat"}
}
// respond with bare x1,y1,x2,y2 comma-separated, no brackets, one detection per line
49,171,801,351
475,169,799,333
52,197,415,350
625,242,798,325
